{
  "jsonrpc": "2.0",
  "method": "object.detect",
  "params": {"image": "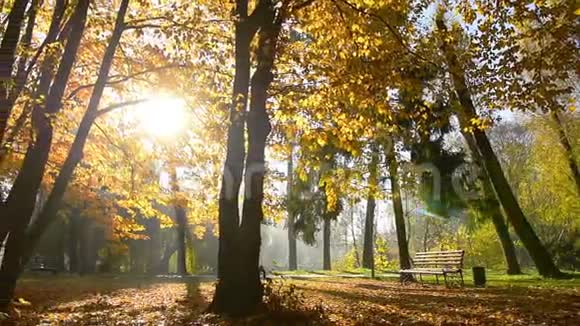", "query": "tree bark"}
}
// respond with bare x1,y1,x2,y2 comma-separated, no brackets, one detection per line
67,210,81,273
171,167,188,276
0,0,67,164
436,17,562,278
386,142,412,279
287,144,297,270
235,0,278,310
362,146,379,268
0,231,23,309
157,243,177,275
552,112,580,195
323,217,331,270
350,204,360,267
210,0,286,316
0,0,90,310
0,0,89,238
463,133,522,274
145,218,161,274
0,0,29,144
211,0,253,314
24,0,129,255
